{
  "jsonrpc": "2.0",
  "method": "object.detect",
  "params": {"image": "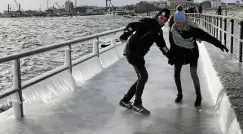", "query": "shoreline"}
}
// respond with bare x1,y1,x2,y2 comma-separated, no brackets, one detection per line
0,13,110,18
